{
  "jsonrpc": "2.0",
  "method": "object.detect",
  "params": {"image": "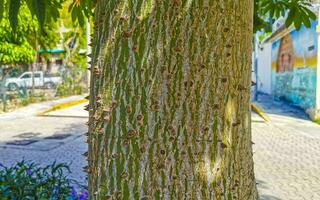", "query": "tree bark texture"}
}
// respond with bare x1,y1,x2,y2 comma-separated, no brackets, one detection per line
87,0,258,199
